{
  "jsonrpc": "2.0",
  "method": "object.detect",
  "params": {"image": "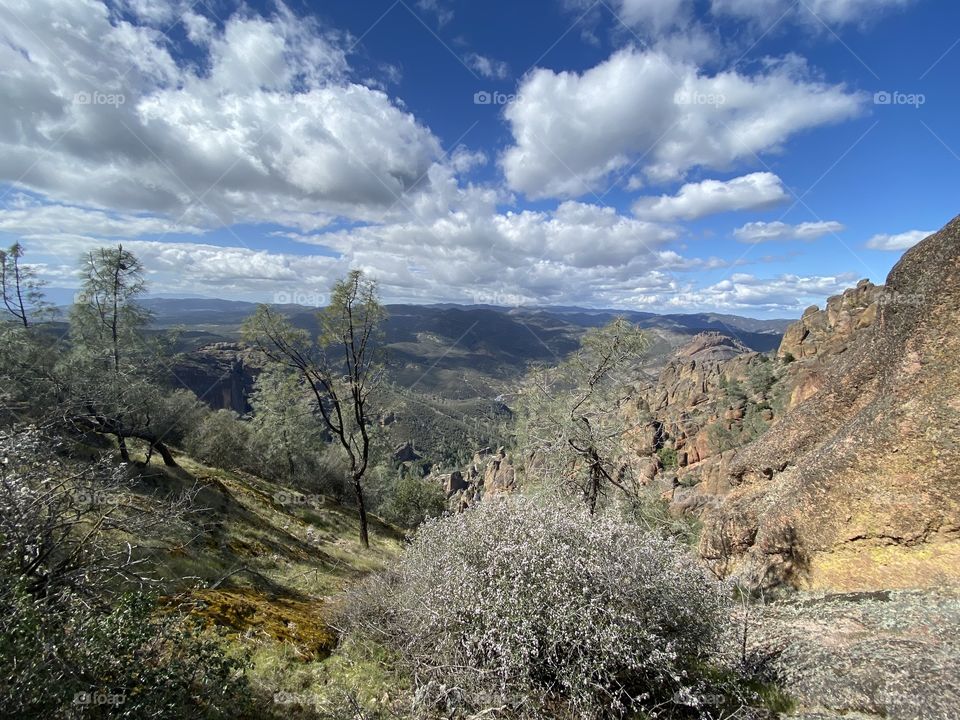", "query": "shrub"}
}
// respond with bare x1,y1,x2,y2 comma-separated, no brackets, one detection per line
723,377,748,402
378,474,447,528
153,389,210,447
0,429,253,719
657,445,679,470
746,359,776,398
0,581,251,719
341,496,737,718
620,489,701,546
186,409,254,470
311,445,351,501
